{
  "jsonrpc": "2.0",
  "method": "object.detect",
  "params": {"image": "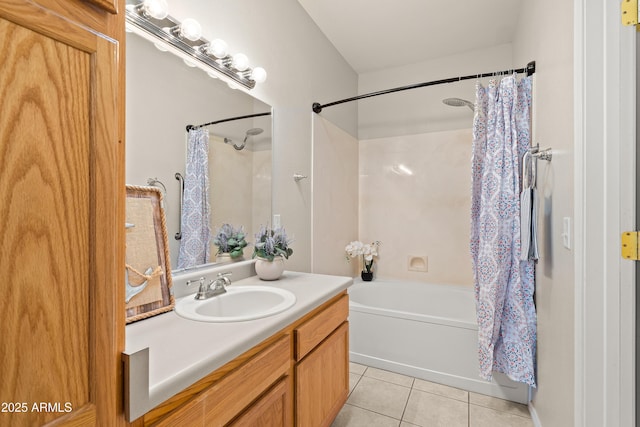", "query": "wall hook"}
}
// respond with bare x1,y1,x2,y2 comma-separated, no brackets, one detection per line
293,174,308,182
